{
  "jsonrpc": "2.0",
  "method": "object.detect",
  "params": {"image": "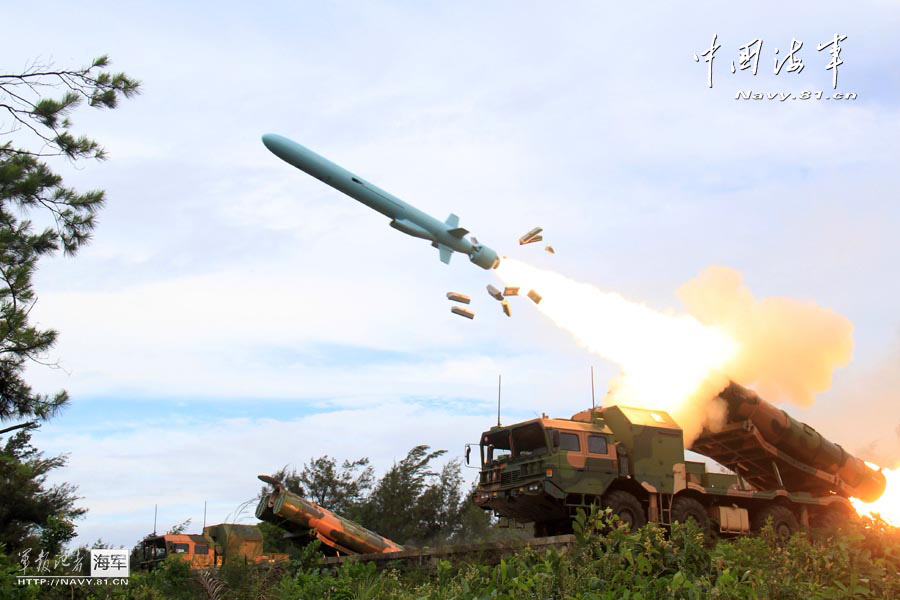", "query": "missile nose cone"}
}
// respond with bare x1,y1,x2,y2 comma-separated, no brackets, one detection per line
262,133,323,176
262,133,315,173
262,133,291,157
258,474,281,485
